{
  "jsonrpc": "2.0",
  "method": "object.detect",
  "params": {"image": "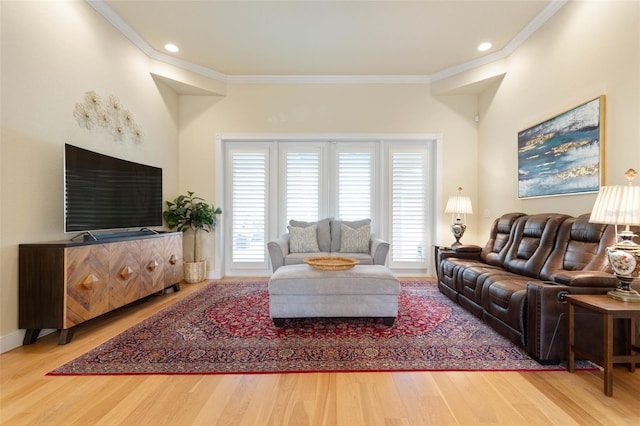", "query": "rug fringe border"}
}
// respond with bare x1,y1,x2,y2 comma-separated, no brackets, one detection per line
46,366,598,377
